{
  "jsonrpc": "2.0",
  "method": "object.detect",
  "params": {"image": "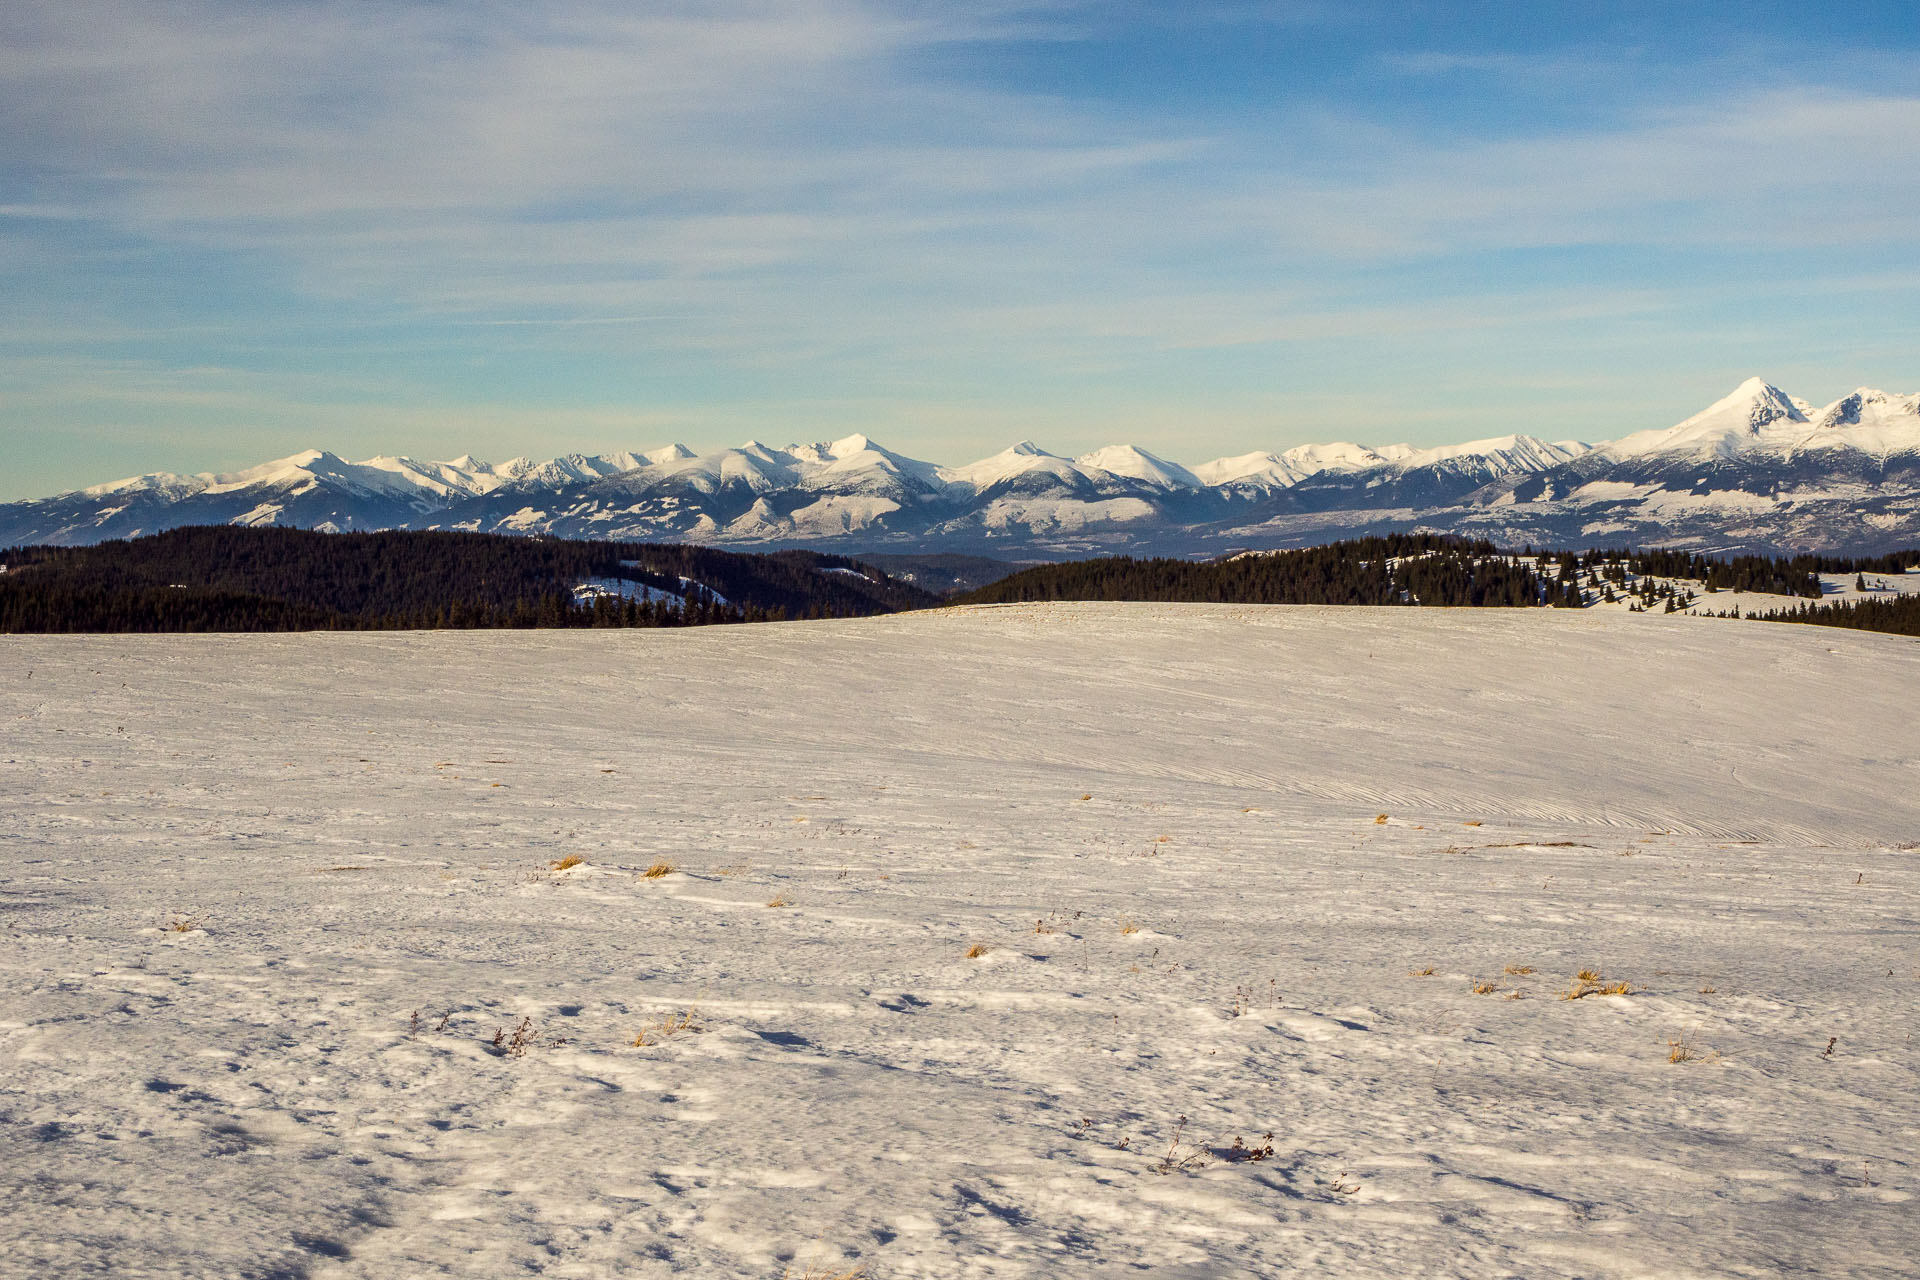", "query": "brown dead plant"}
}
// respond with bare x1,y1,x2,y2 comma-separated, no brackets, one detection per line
631,1007,701,1047
1154,1115,1213,1174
